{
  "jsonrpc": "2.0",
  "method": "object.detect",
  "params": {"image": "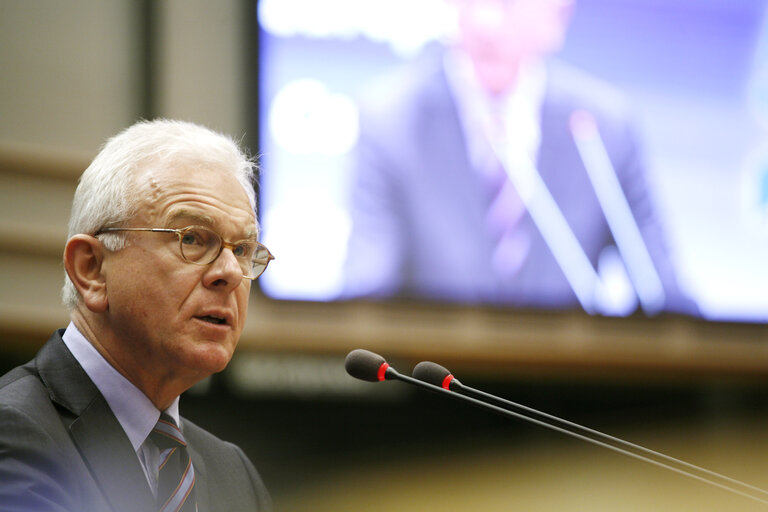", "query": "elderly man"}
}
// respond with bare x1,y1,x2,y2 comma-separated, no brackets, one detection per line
0,120,273,511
